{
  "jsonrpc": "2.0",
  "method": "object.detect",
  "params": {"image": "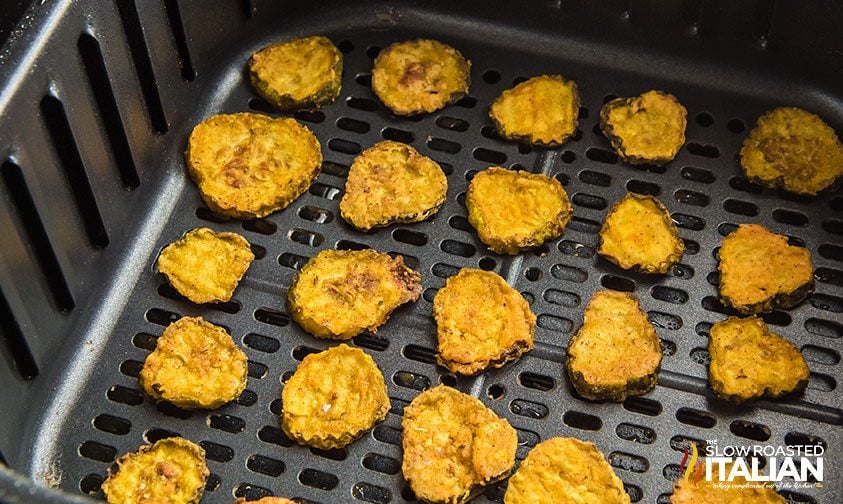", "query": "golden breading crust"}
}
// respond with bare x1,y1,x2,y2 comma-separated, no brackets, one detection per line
708,316,809,403
339,141,448,231
598,193,684,274
504,437,629,504
139,316,248,409
740,107,843,195
671,462,785,504
102,438,209,504
287,249,422,339
567,290,662,401
599,90,687,165
282,344,389,449
249,35,342,111
467,167,573,254
186,112,322,218
371,39,470,116
718,224,814,314
402,385,517,504
433,269,535,375
157,227,254,304
489,75,580,146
